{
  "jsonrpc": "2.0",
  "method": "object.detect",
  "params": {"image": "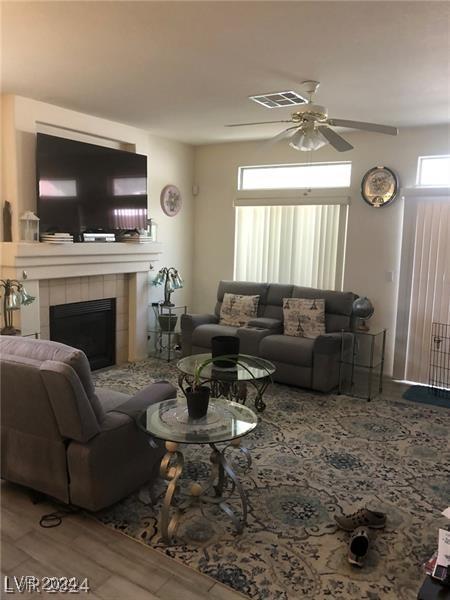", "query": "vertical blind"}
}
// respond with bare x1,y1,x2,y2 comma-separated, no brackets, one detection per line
234,204,341,289
405,199,450,384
